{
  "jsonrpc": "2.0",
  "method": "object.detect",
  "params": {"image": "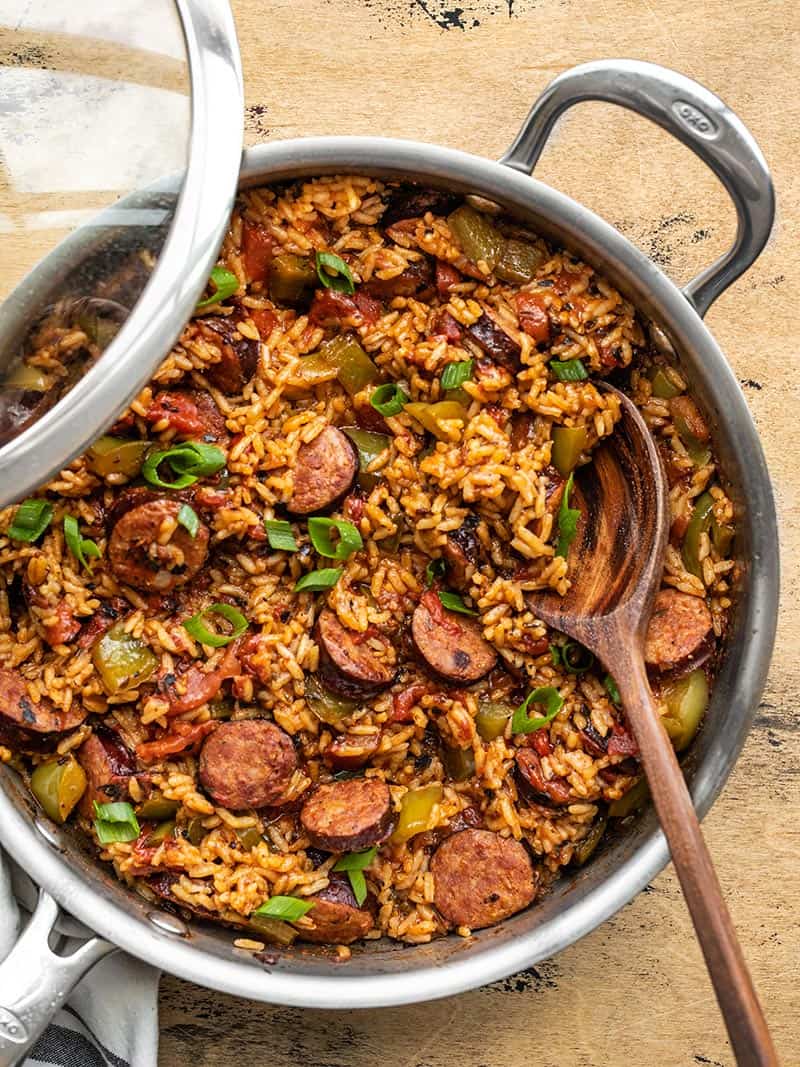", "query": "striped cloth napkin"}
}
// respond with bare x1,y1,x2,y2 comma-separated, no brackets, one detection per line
0,851,161,1067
